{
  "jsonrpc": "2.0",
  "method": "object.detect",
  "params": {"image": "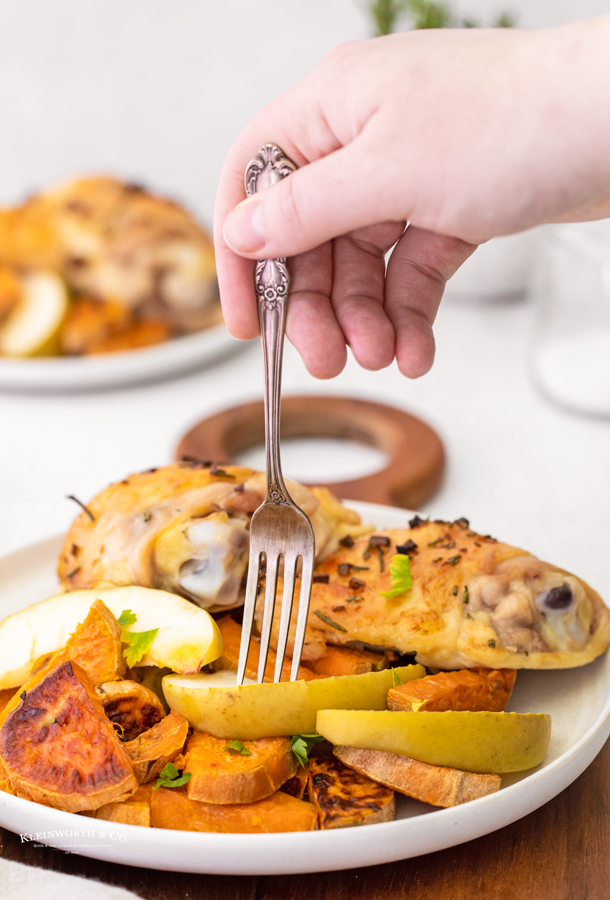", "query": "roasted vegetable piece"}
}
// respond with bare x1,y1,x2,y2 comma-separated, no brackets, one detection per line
96,680,165,742
216,615,316,682
151,784,318,833
163,664,425,740
0,660,137,811
334,746,500,807
89,782,153,826
307,757,395,829
48,599,125,686
388,667,517,713
304,645,388,677
183,731,297,805
317,709,551,774
0,689,15,715
280,764,309,800
60,296,131,355
0,778,16,795
123,709,189,783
